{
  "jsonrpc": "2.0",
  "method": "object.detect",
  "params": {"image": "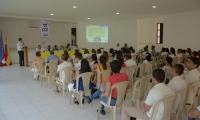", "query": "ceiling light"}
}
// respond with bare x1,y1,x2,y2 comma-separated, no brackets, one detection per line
87,18,90,19
116,13,120,15
50,14,54,15
73,6,77,8
152,6,156,8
